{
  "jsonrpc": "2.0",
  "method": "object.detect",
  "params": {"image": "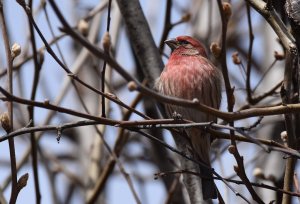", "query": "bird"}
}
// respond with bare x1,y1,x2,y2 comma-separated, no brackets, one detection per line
155,36,222,200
